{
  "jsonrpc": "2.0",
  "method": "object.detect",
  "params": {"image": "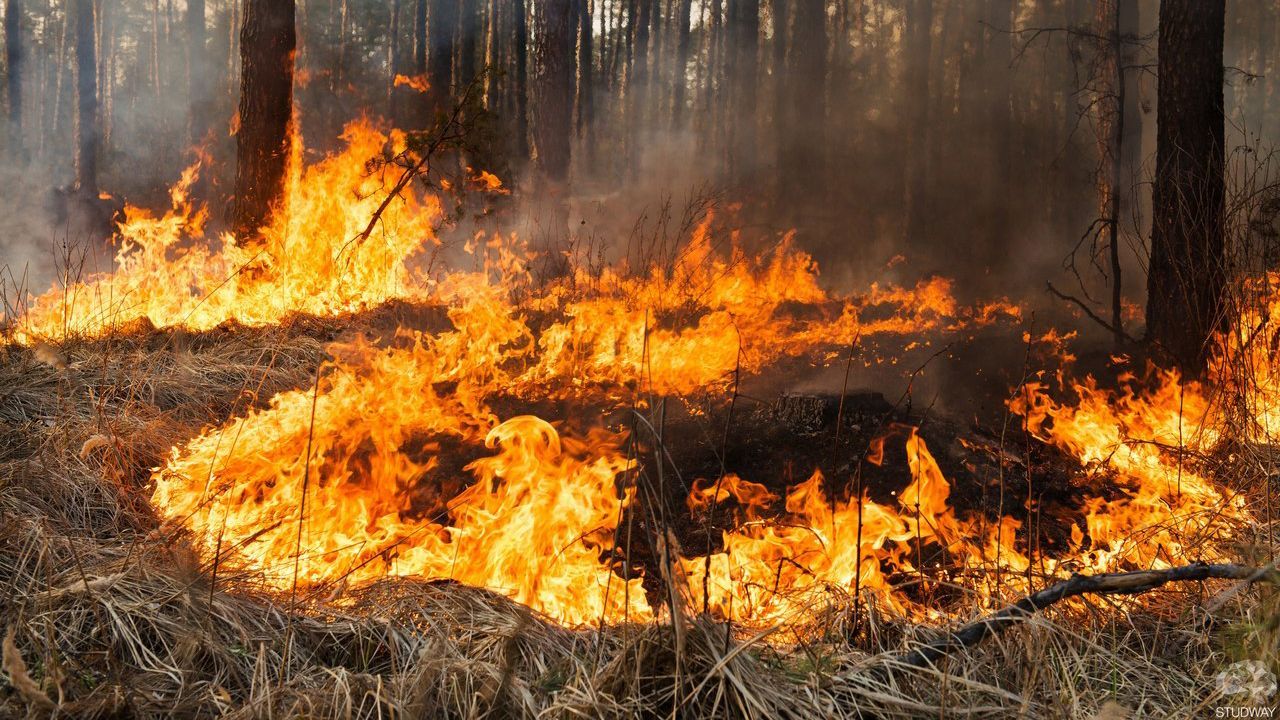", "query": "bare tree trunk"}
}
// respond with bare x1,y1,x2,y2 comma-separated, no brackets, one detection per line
387,0,401,114
783,0,824,205
902,0,931,244
459,0,479,94
5,0,23,157
187,0,207,144
72,0,98,195
726,0,758,182
485,0,503,111
428,0,456,115
414,0,426,74
513,0,529,160
532,0,575,239
1146,0,1226,374
577,0,592,136
673,0,691,127
628,0,652,174
772,0,787,181
232,0,295,240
